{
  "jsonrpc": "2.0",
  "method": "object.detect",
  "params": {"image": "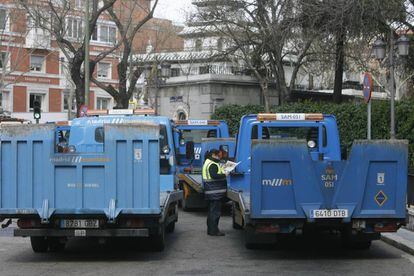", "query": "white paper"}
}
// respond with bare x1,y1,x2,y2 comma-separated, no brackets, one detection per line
221,161,240,174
